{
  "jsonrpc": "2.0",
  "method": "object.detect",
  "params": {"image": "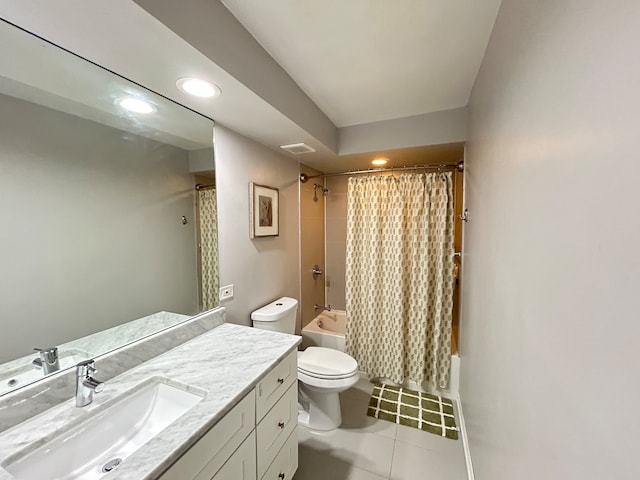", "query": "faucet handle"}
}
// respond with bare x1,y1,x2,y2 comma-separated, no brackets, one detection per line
76,359,97,375
77,359,104,391
83,376,105,393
